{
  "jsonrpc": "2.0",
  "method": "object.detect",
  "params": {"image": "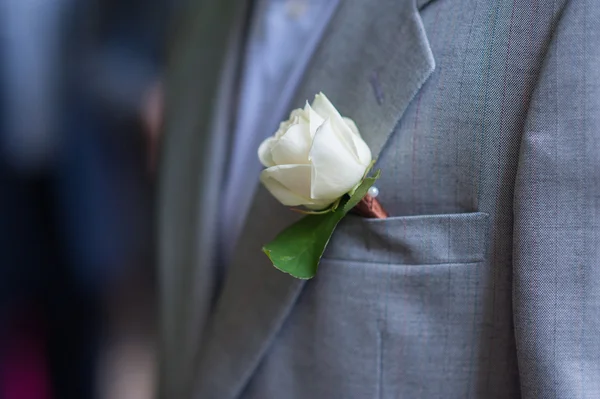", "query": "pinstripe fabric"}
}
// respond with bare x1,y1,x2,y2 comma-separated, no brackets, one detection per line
159,0,600,398
514,1,600,397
